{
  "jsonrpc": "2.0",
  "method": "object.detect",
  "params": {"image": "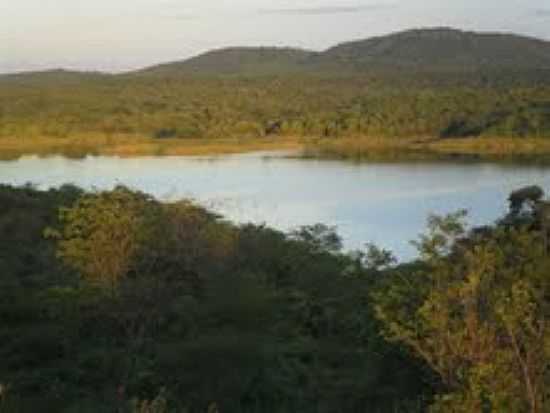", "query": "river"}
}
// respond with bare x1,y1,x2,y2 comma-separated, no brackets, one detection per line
2,152,550,260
